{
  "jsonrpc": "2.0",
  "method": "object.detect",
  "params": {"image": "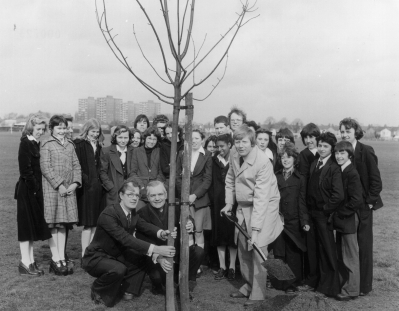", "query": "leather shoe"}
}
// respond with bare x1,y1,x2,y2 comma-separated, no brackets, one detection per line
230,291,248,298
91,289,106,306
18,262,41,277
244,299,259,307
123,292,136,300
33,261,44,275
151,285,166,296
336,293,357,301
49,260,68,276
297,284,315,292
360,291,369,296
